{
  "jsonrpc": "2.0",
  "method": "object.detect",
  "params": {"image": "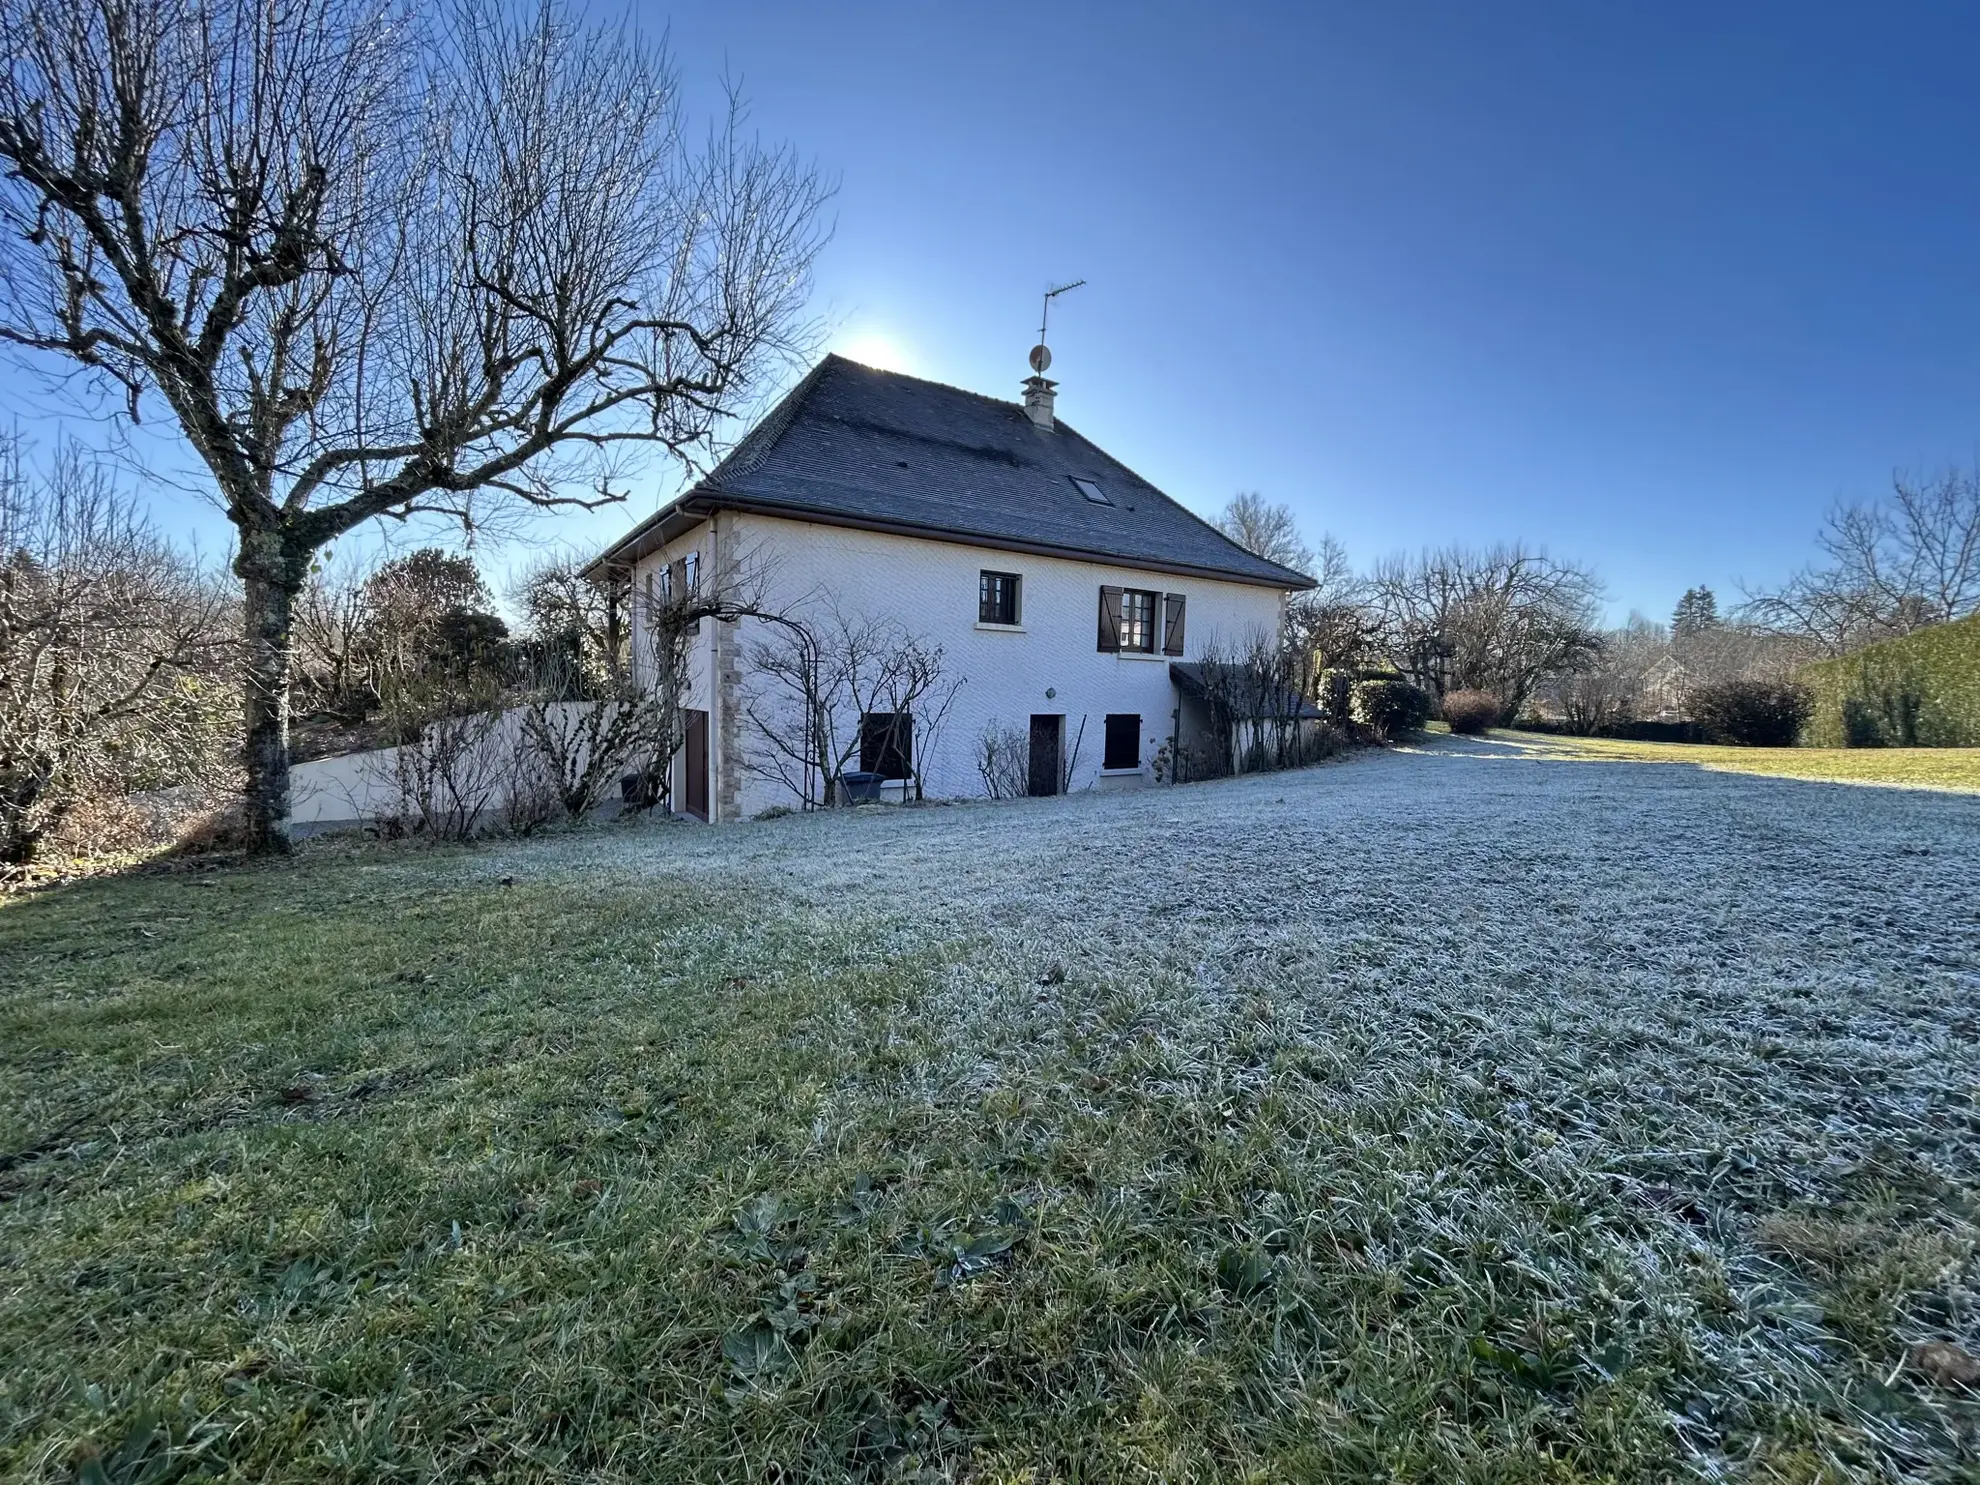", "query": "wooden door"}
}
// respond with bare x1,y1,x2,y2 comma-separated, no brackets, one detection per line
684,709,709,820
1027,714,1061,797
